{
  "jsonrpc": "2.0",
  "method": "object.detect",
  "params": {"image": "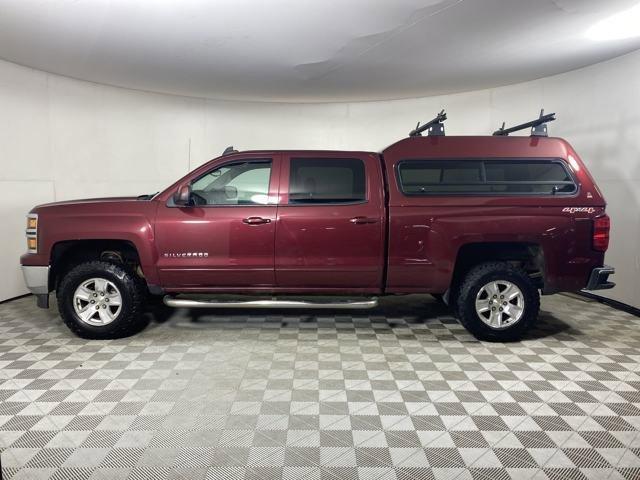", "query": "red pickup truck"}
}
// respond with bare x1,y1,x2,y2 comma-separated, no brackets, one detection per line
20,112,614,341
